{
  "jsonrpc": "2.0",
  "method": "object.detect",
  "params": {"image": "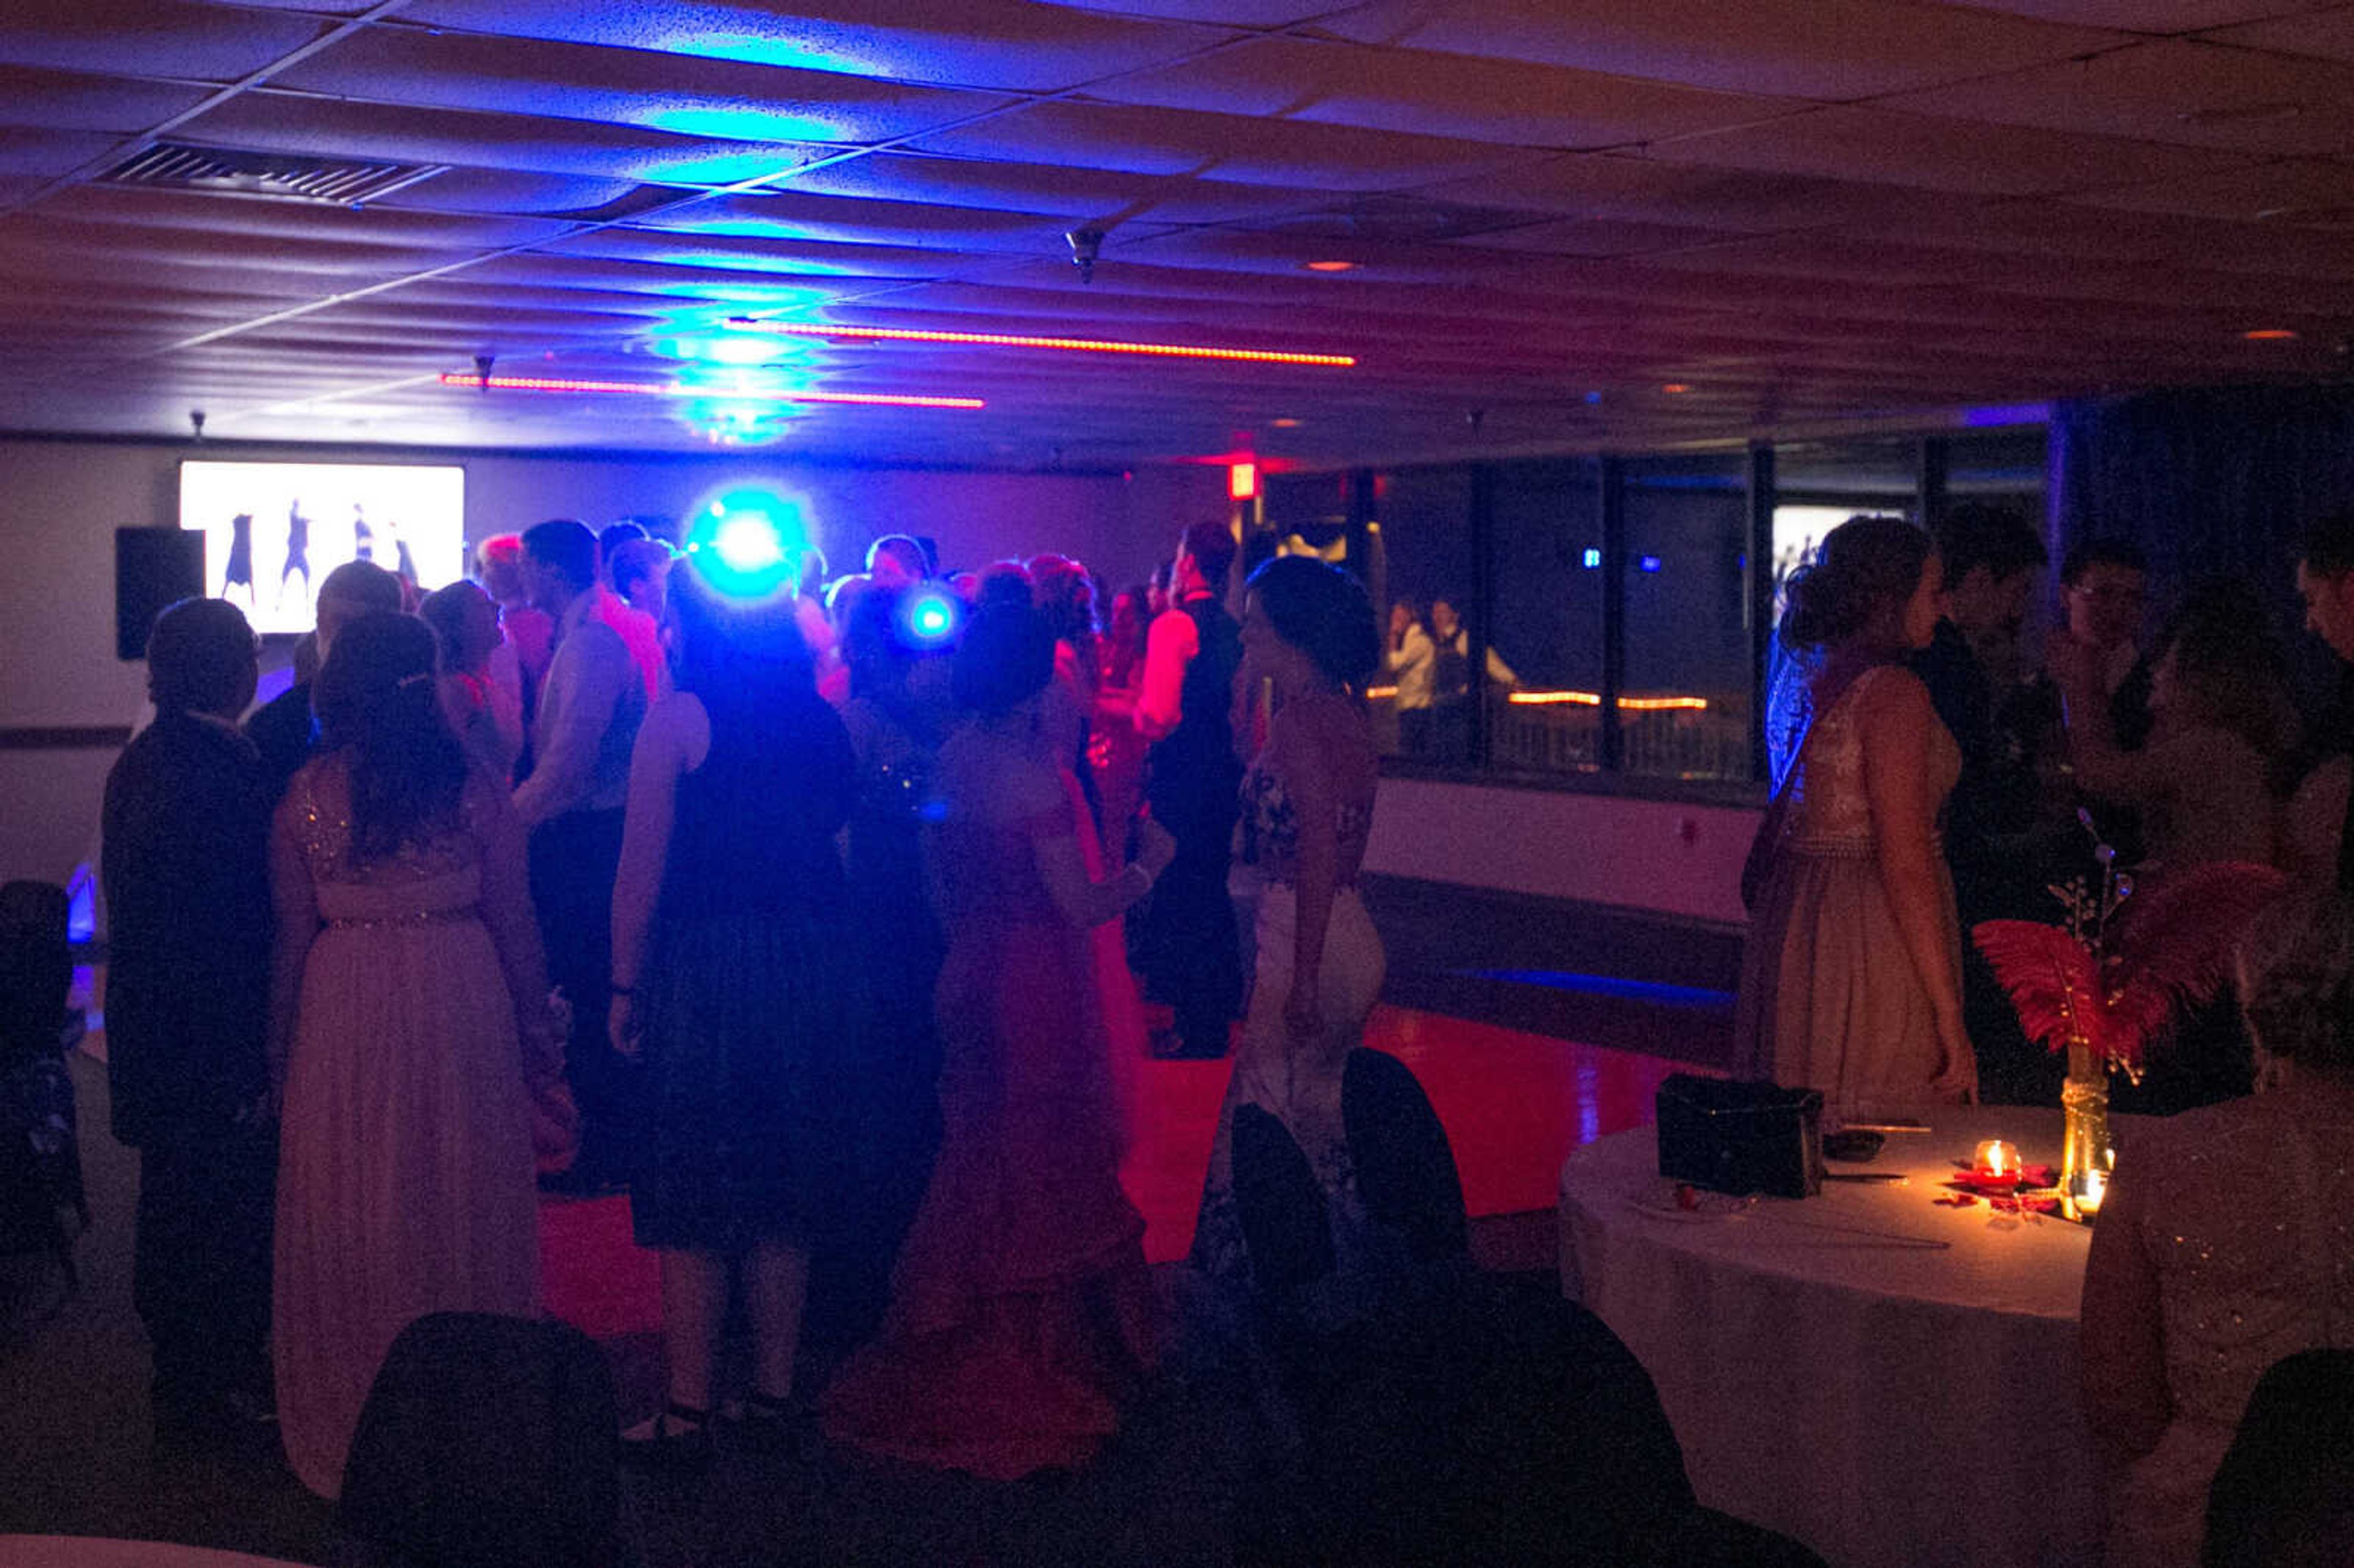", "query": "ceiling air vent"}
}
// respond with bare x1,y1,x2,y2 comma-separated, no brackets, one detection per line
97,142,448,206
